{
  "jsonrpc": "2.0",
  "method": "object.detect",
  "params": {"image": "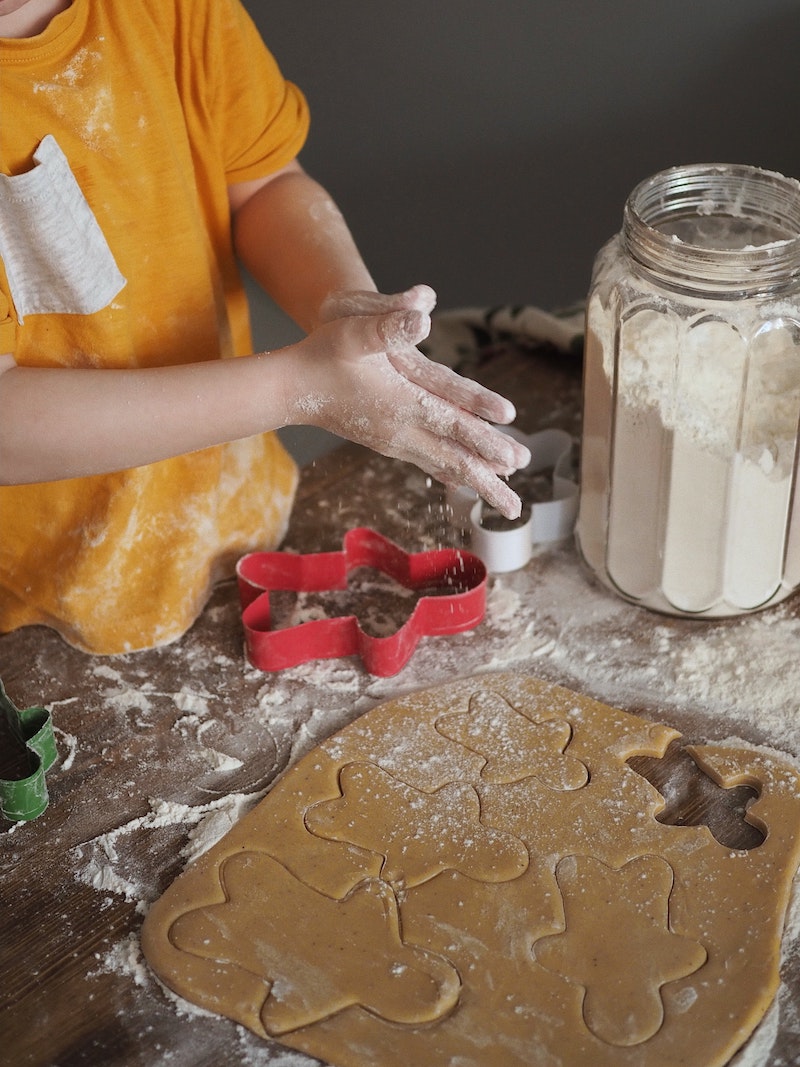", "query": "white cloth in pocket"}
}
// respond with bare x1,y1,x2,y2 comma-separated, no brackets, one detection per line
0,134,126,322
